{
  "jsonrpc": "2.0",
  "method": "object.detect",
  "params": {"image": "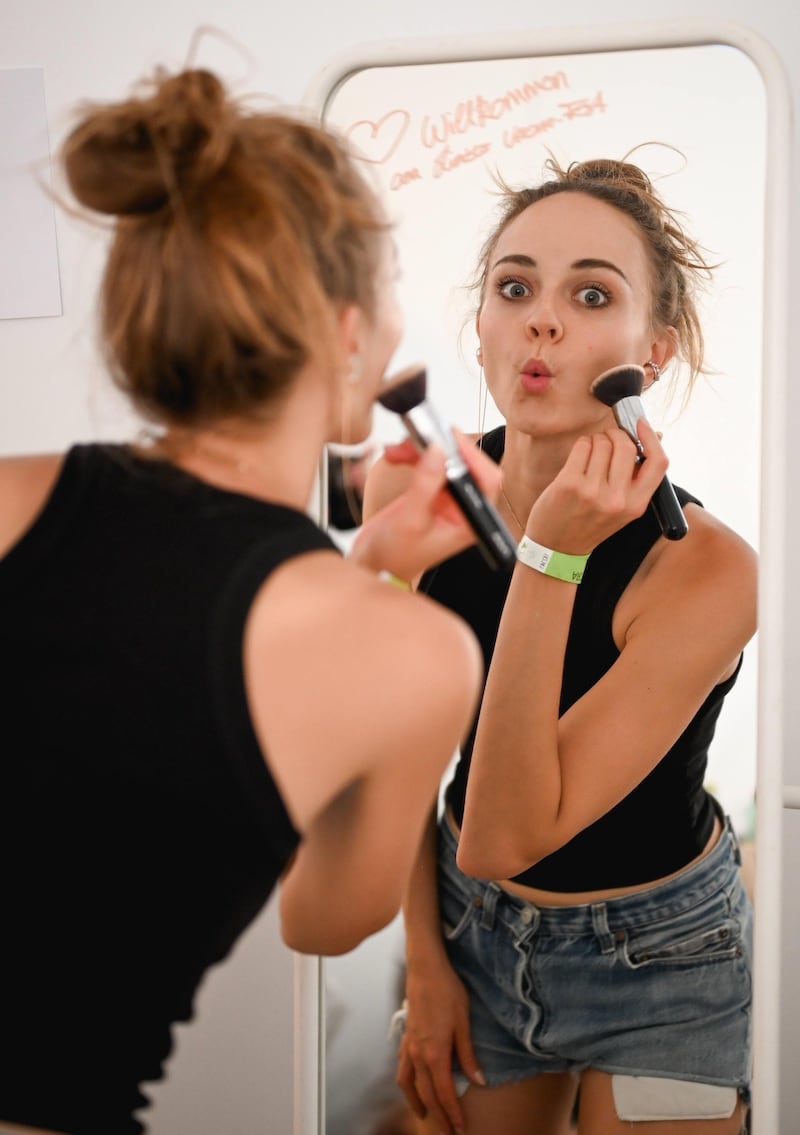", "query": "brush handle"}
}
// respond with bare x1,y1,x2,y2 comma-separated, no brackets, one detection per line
650,477,688,540
445,471,518,571
610,396,688,540
400,402,517,571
